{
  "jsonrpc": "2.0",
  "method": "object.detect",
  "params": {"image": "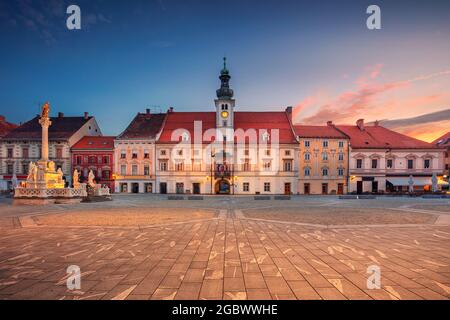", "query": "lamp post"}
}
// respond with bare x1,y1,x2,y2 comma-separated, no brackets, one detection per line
210,152,215,195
